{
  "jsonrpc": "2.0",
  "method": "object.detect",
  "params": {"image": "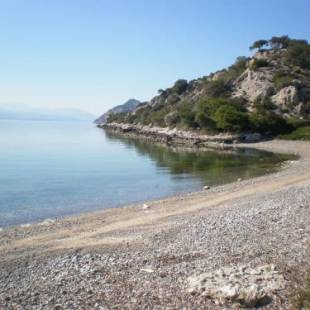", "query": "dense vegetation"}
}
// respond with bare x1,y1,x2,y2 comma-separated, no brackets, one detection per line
107,36,310,139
